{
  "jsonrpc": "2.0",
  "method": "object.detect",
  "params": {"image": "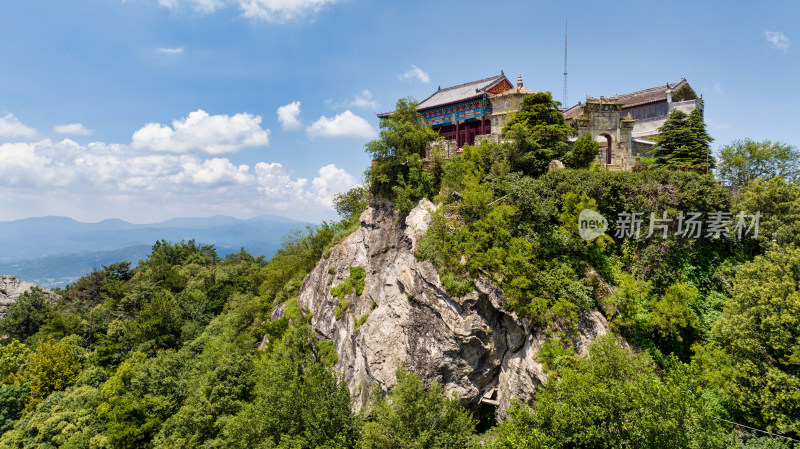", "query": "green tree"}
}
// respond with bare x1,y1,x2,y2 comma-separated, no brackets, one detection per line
501,92,575,176
671,84,698,102
735,177,800,248
21,337,83,410
0,288,52,343
361,367,476,449
333,185,369,222
655,108,714,169
718,139,800,186
0,339,30,384
0,385,106,448
712,246,800,437
153,354,255,448
0,384,27,434
489,336,732,448
96,352,175,449
365,97,440,215
563,133,599,169
217,325,359,448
